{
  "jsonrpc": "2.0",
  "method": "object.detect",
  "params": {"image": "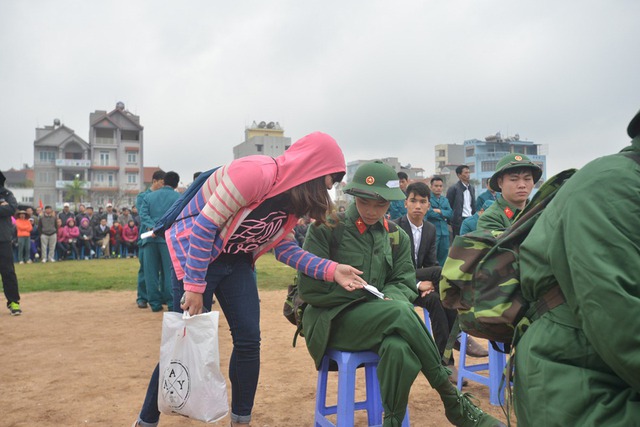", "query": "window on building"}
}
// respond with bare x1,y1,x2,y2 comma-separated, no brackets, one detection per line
108,174,114,187
127,152,138,164
513,145,526,154
96,173,105,183
466,147,475,157
438,161,445,169
127,173,138,184
121,130,140,141
99,151,110,166
437,149,446,157
256,144,263,153
39,151,56,163
482,160,498,172
468,164,475,173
